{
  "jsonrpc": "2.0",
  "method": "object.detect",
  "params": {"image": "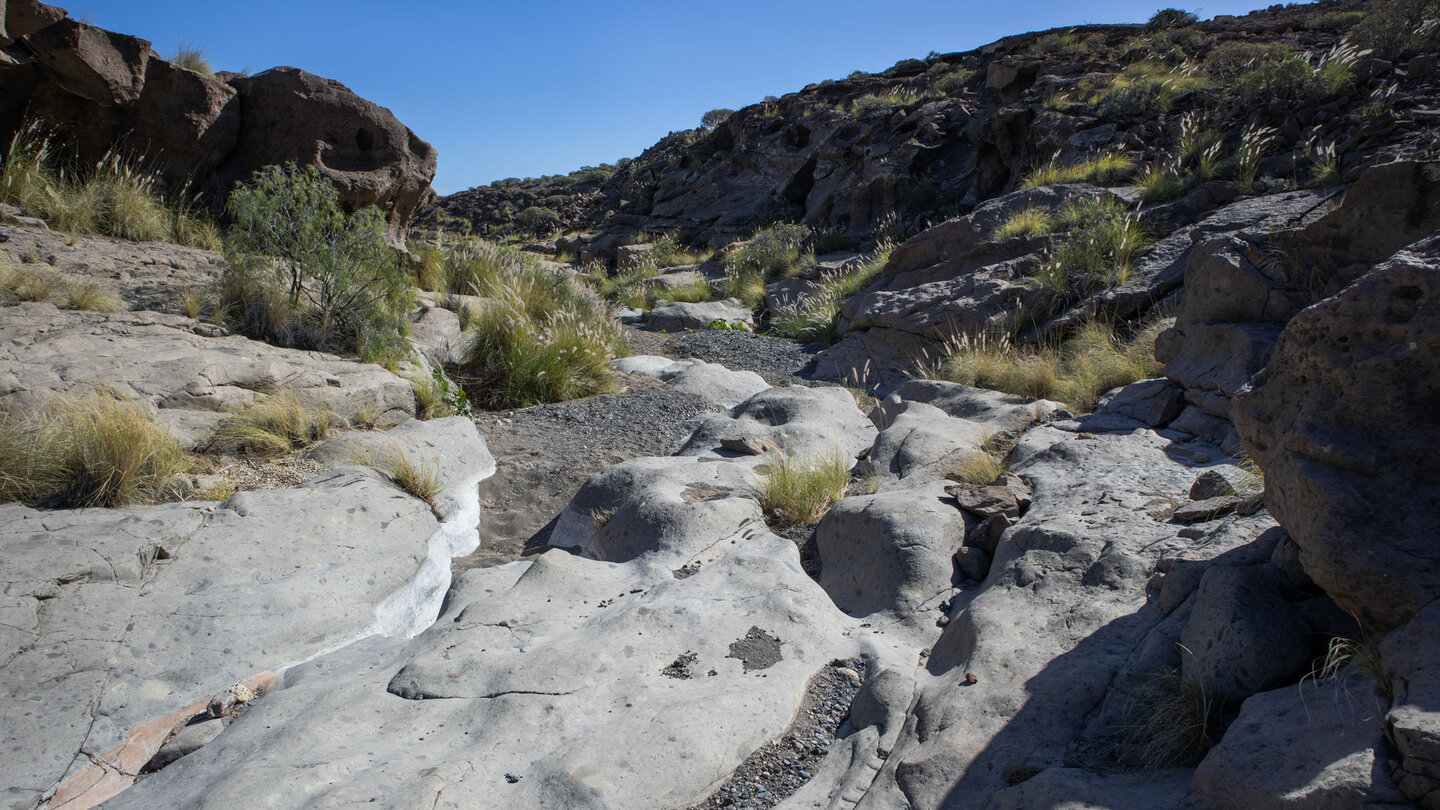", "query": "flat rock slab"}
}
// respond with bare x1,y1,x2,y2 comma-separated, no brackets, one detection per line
0,418,493,810
611,355,770,408
0,303,415,448
649,299,754,332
